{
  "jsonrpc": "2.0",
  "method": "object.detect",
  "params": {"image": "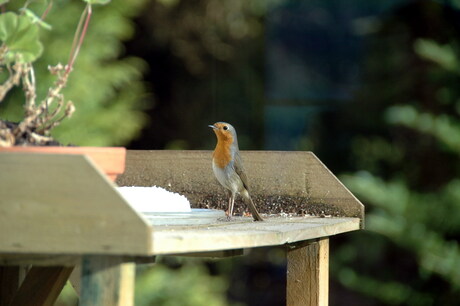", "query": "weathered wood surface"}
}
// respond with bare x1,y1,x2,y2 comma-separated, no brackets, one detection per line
117,150,364,221
0,217,358,259
0,146,126,182
0,150,362,257
0,153,151,255
149,217,359,255
287,239,329,306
